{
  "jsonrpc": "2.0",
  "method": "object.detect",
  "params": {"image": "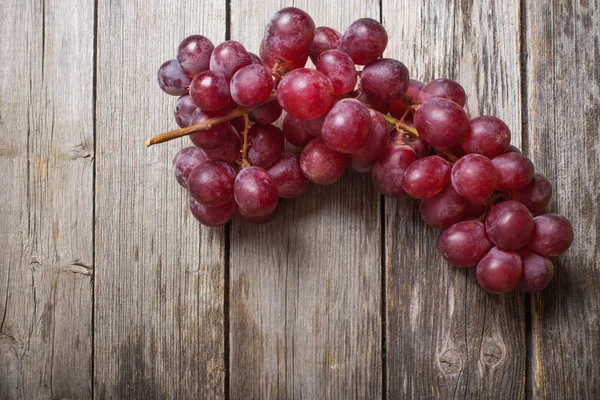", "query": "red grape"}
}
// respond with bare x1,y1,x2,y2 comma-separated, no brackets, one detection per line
414,97,470,150
462,116,511,158
189,198,236,227
267,153,310,198
451,154,497,201
309,26,342,63
464,198,487,218
300,138,348,185
505,145,522,154
315,49,357,95
402,155,451,199
492,152,535,191
390,132,432,159
261,7,315,70
230,64,273,107
203,127,242,164
209,40,252,81
234,166,279,217
372,144,416,197
322,99,371,153
476,247,523,294
350,110,389,173
247,124,284,169
418,78,467,106
249,101,282,125
511,173,552,214
360,58,410,103
248,52,264,65
157,59,191,96
282,113,317,147
277,68,334,120
173,146,208,188
187,161,236,207
174,95,199,128
340,18,388,65
485,200,534,250
438,220,493,267
527,214,574,256
356,92,390,114
420,184,467,229
189,71,231,112
177,35,214,78
519,250,554,293
188,110,231,149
